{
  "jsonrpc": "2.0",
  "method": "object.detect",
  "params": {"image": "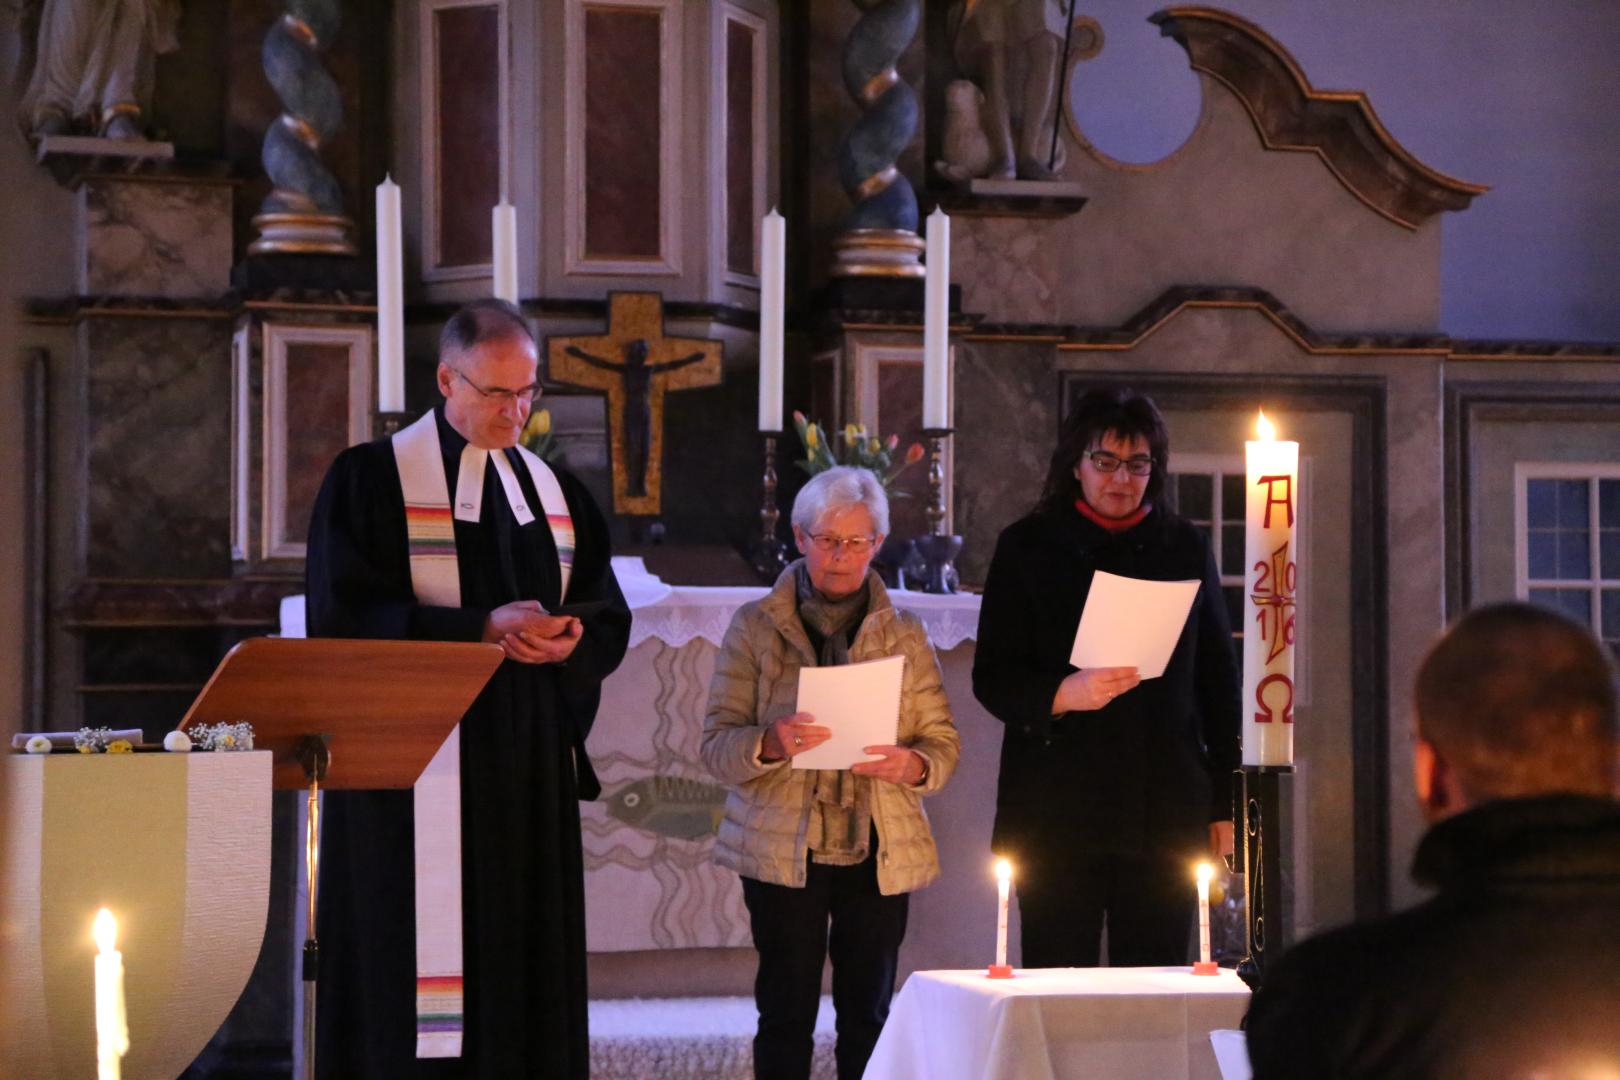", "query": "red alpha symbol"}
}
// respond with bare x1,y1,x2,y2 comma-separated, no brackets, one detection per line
1257,474,1294,528
1254,673,1295,724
